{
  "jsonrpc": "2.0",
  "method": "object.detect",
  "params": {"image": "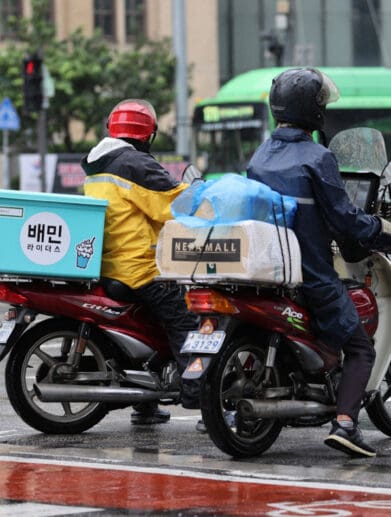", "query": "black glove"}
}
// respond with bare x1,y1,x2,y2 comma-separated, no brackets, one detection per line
336,236,371,263
370,217,391,253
